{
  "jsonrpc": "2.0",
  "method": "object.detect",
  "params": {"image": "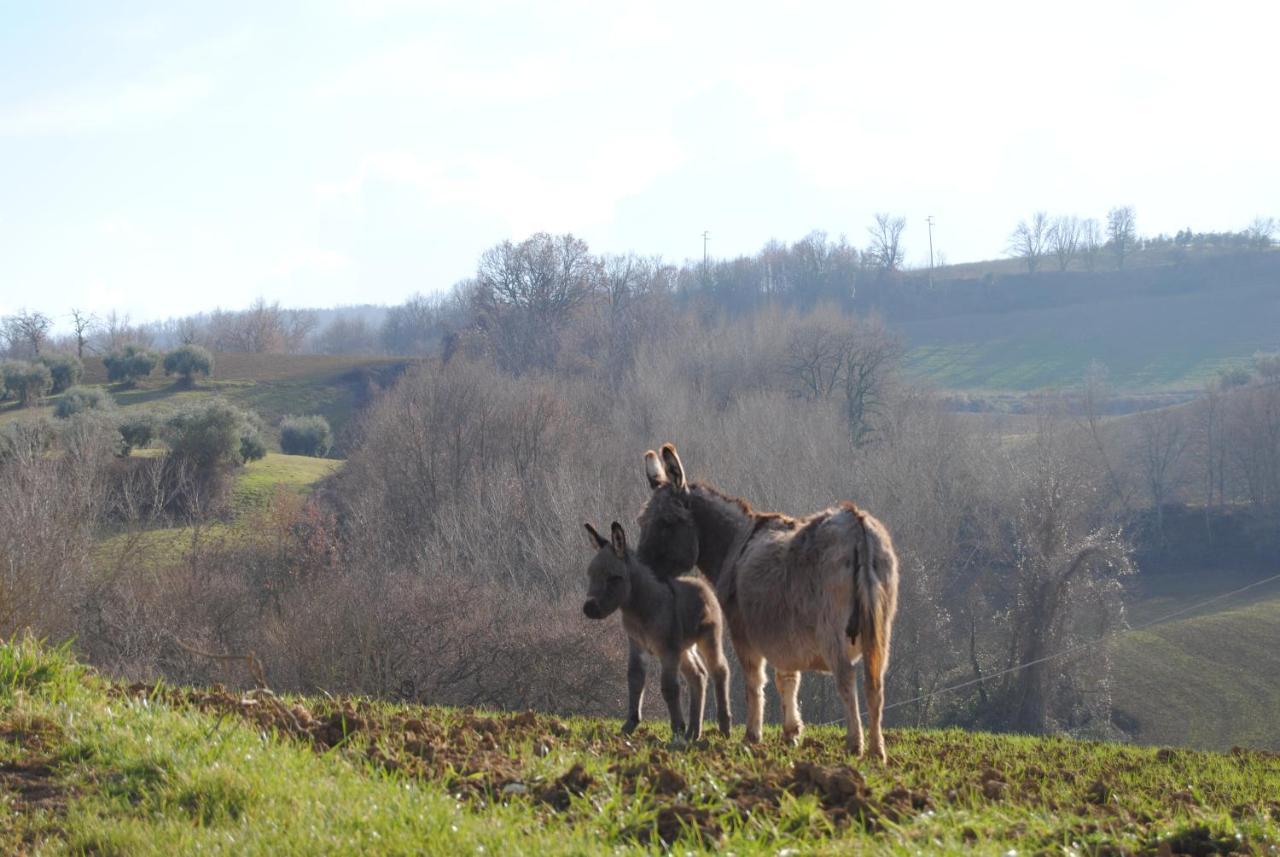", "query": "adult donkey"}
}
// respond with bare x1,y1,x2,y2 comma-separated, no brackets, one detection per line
636,443,900,762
